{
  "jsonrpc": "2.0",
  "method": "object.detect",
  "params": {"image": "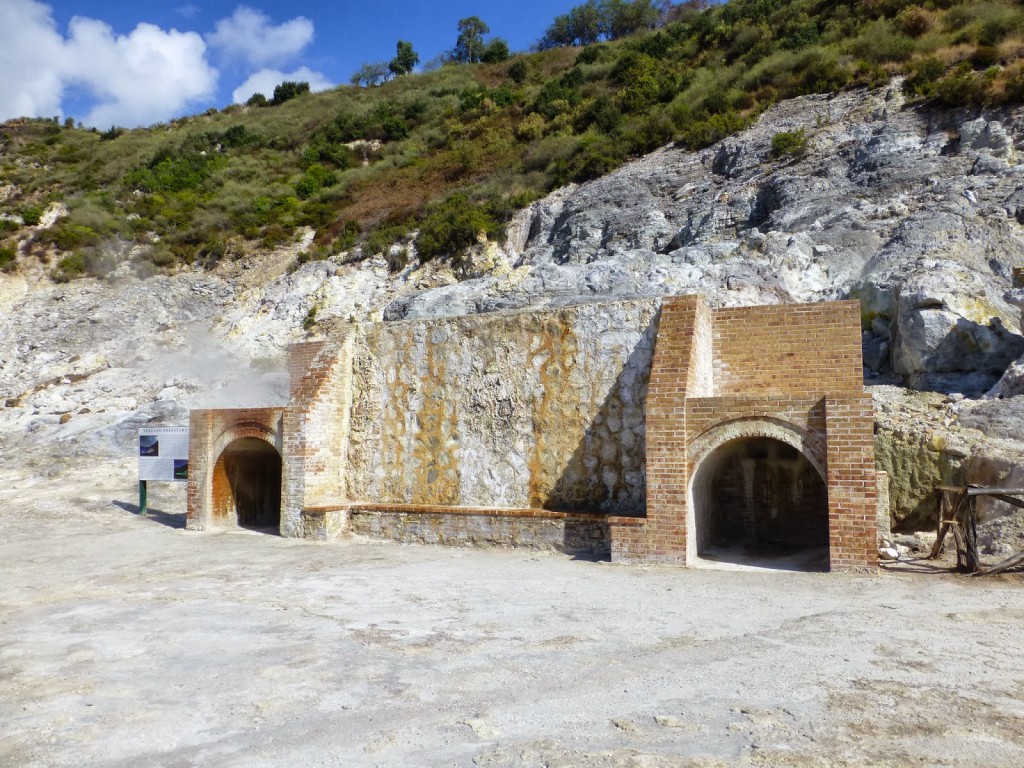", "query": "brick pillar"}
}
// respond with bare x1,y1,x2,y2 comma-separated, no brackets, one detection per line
825,395,879,571
186,411,216,530
280,332,354,538
280,404,306,538
624,296,713,563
